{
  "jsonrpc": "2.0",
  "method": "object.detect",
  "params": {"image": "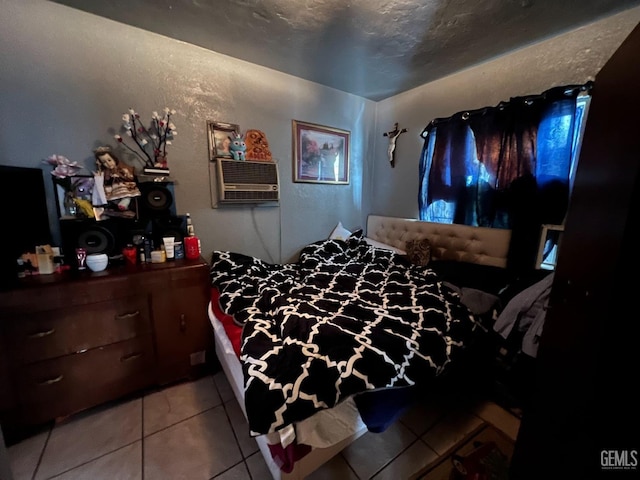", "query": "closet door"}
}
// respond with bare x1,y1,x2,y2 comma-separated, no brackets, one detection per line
510,22,640,479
